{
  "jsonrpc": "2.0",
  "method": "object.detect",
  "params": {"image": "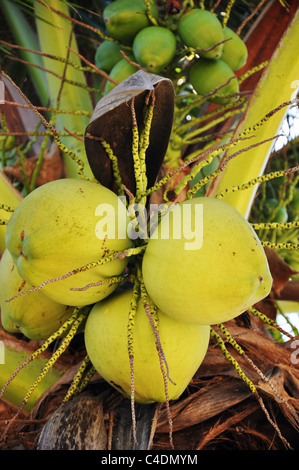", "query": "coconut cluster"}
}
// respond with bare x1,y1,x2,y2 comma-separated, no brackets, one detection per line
0,174,272,404
95,1,248,103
